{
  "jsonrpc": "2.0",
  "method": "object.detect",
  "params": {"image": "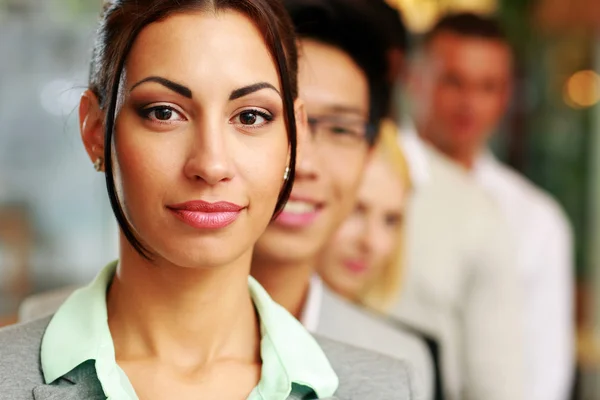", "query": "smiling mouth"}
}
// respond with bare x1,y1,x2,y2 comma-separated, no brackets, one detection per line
275,199,322,228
